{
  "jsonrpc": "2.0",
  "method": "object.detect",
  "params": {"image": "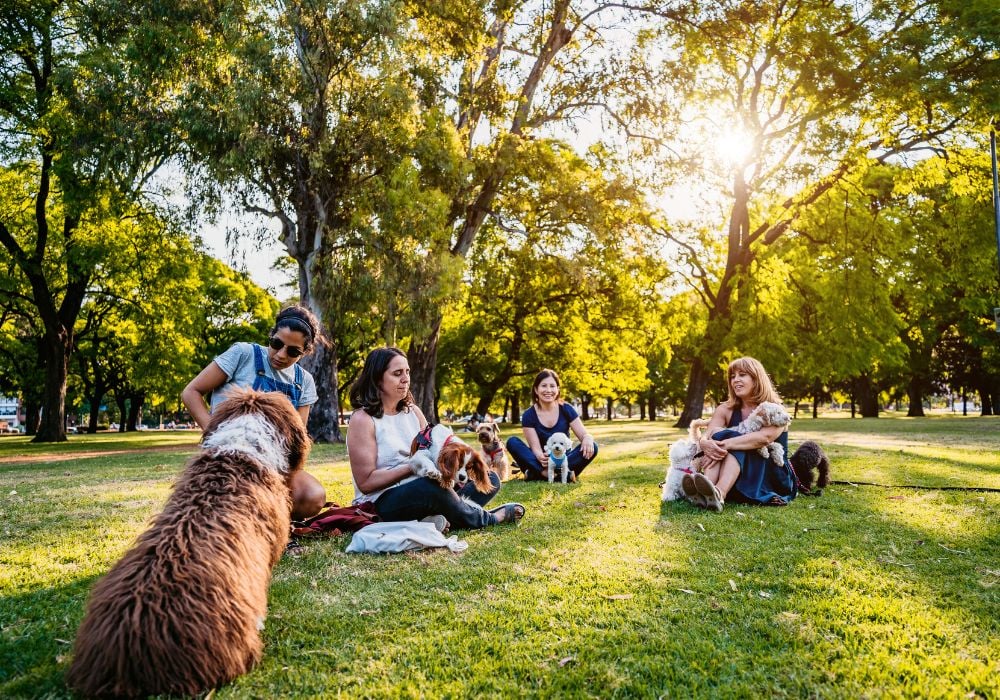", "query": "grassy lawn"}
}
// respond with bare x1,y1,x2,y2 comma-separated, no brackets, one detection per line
1,415,998,698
